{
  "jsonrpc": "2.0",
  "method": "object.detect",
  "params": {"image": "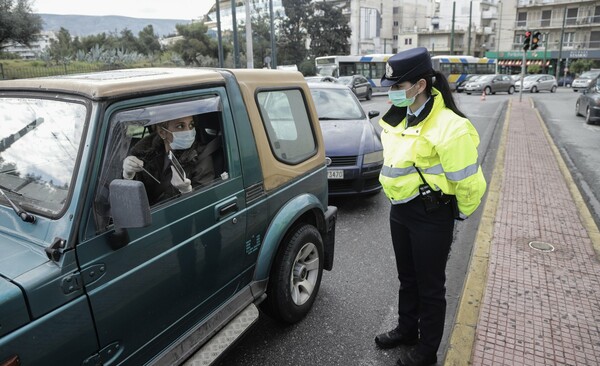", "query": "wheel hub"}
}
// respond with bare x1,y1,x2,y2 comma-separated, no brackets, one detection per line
294,263,308,280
